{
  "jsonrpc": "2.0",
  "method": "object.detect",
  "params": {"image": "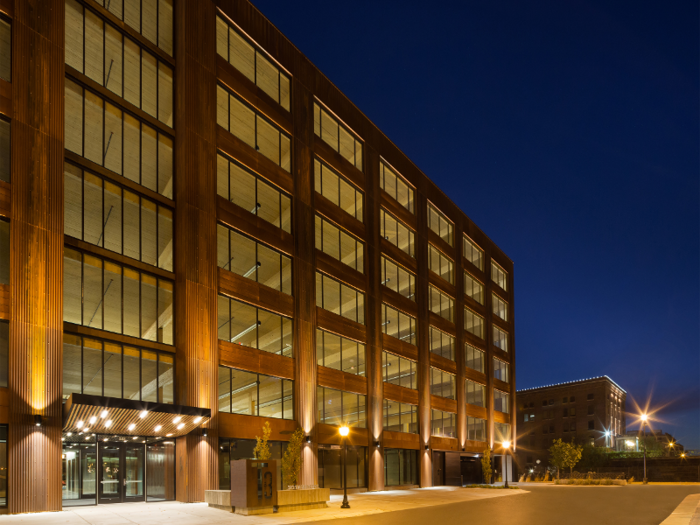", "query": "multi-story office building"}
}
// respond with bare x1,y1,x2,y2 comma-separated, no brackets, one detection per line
515,376,626,469
0,0,515,512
